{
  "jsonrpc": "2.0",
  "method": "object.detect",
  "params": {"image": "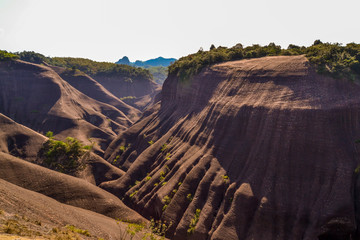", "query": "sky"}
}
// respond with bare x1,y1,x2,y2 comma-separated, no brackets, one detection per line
0,0,359,62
